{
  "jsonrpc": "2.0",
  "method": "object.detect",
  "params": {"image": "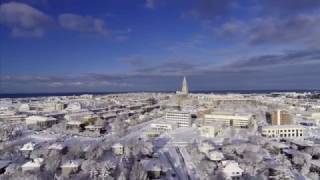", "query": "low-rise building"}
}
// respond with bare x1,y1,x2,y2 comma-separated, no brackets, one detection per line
199,142,215,154
140,159,163,179
20,142,37,153
61,160,81,176
145,121,177,137
66,121,85,130
261,125,304,138
21,158,44,172
112,143,124,155
207,151,224,161
150,122,176,132
84,125,105,134
48,143,68,154
221,160,243,180
199,125,220,138
310,160,320,174
204,112,252,128
64,110,93,121
25,115,58,128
